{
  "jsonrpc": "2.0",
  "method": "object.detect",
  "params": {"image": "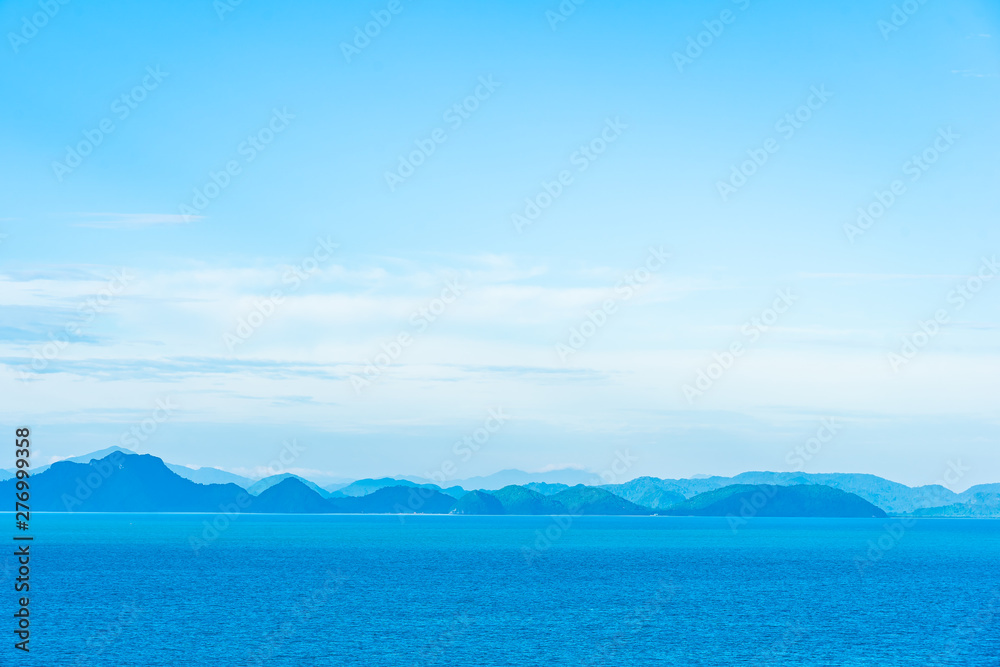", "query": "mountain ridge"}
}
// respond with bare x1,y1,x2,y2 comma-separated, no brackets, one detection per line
9,449,997,517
